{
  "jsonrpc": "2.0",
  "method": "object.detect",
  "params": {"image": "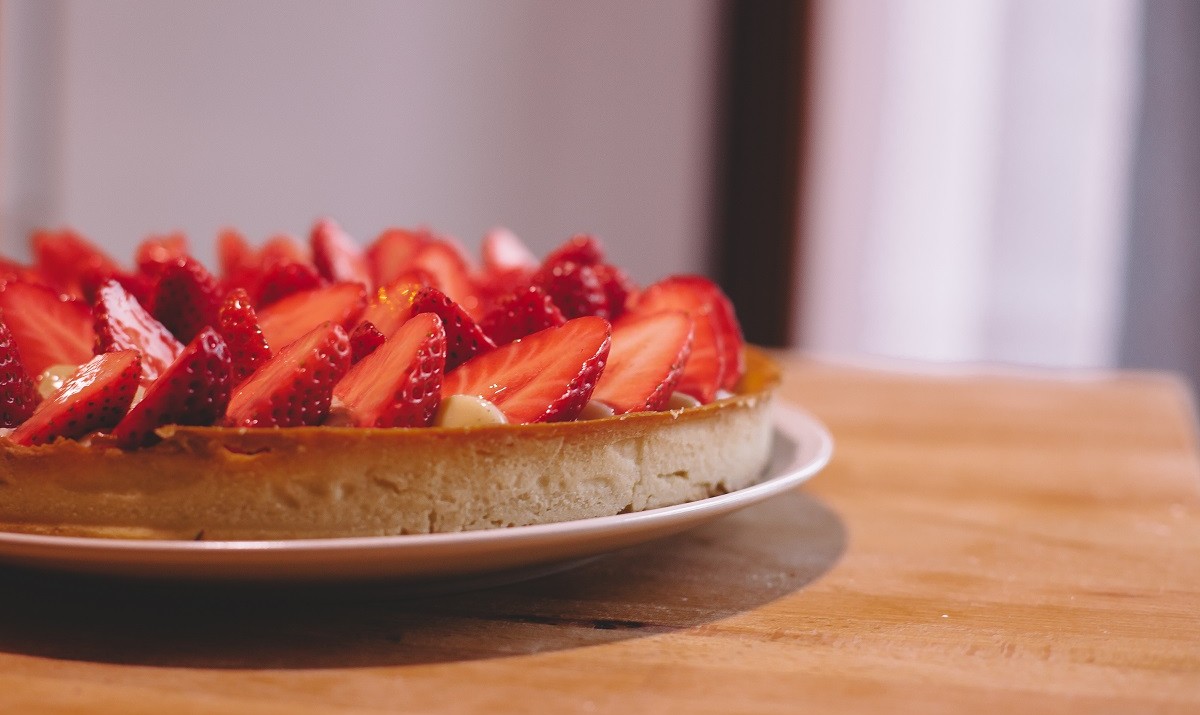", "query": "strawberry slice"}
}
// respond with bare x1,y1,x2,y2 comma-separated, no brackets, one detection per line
0,317,38,427
634,276,744,392
255,260,324,306
409,240,481,316
410,287,495,371
532,260,609,320
135,233,189,276
333,312,446,427
94,279,184,383
150,257,223,343
217,289,272,384
112,328,233,447
359,280,421,338
441,316,610,424
593,263,637,320
256,282,367,351
217,229,256,286
311,218,370,286
0,257,40,284
349,320,386,364
9,350,141,446
544,234,605,267
593,312,693,414
259,235,309,266
481,228,537,273
0,281,95,376
479,285,566,346
365,228,431,288
32,229,121,298
224,322,351,427
80,267,154,307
